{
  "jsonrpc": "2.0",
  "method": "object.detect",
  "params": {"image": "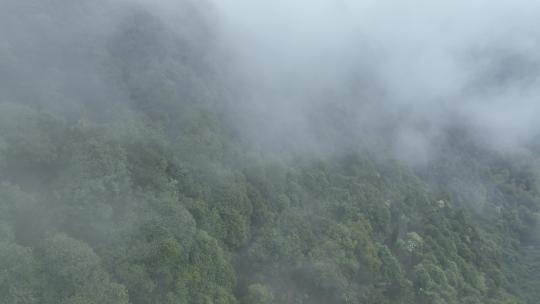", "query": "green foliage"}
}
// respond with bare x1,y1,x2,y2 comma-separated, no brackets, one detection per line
38,234,129,304
242,284,274,304
0,242,37,304
0,2,539,303
1,102,530,303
